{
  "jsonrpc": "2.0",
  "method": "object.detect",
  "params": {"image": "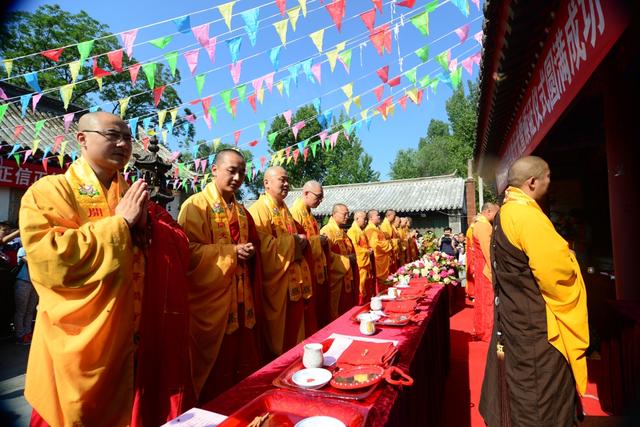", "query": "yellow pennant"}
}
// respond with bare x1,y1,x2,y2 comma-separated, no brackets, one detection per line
326,49,340,72
298,0,307,16
157,109,167,129
406,88,419,104
309,29,324,53
256,87,265,104
32,139,40,154
60,83,74,110
118,97,130,119
68,60,81,82
287,7,301,31
95,77,103,91
335,41,346,52
170,108,179,125
343,99,352,115
276,80,284,95
273,18,288,46
213,138,221,151
203,173,210,183
3,60,12,78
353,95,361,108
341,83,353,99
388,104,396,117
218,1,236,30
360,109,368,121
